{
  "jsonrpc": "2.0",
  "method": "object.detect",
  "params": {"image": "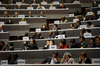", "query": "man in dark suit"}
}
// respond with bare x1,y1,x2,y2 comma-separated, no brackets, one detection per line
77,36,87,48
88,38,95,48
0,25,7,32
29,40,38,50
36,32,44,39
91,13,98,20
41,52,60,64
70,39,79,48
93,36,100,47
81,14,88,21
25,11,34,17
38,11,46,17
8,43,14,51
